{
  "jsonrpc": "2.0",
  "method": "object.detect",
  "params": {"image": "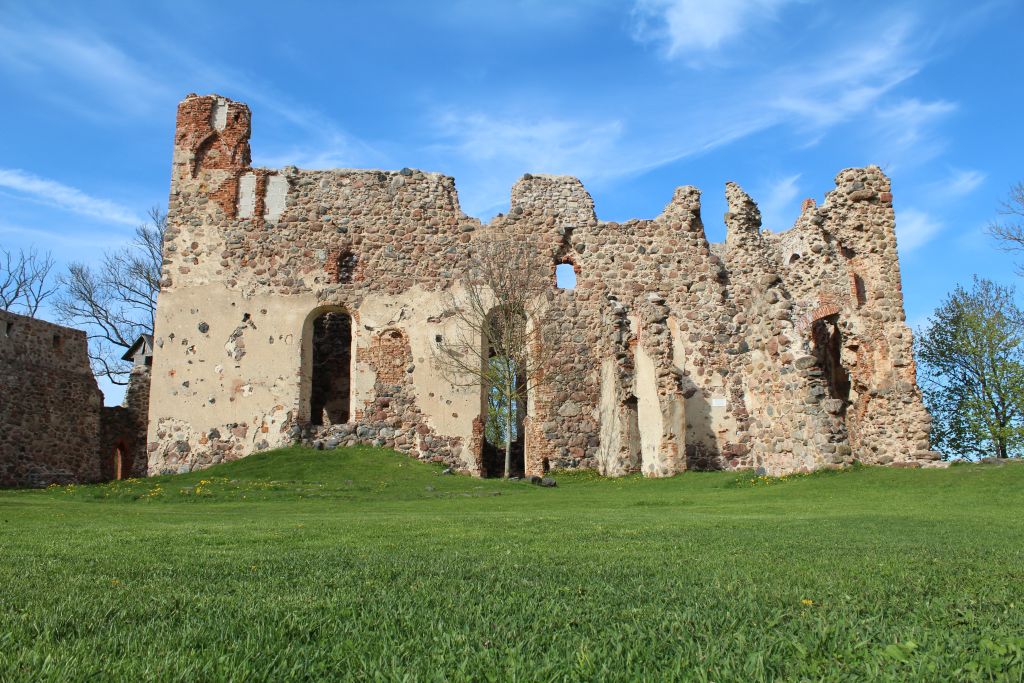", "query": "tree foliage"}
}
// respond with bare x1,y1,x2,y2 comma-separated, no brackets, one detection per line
916,277,1024,459
433,233,560,477
55,207,165,384
0,245,56,317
